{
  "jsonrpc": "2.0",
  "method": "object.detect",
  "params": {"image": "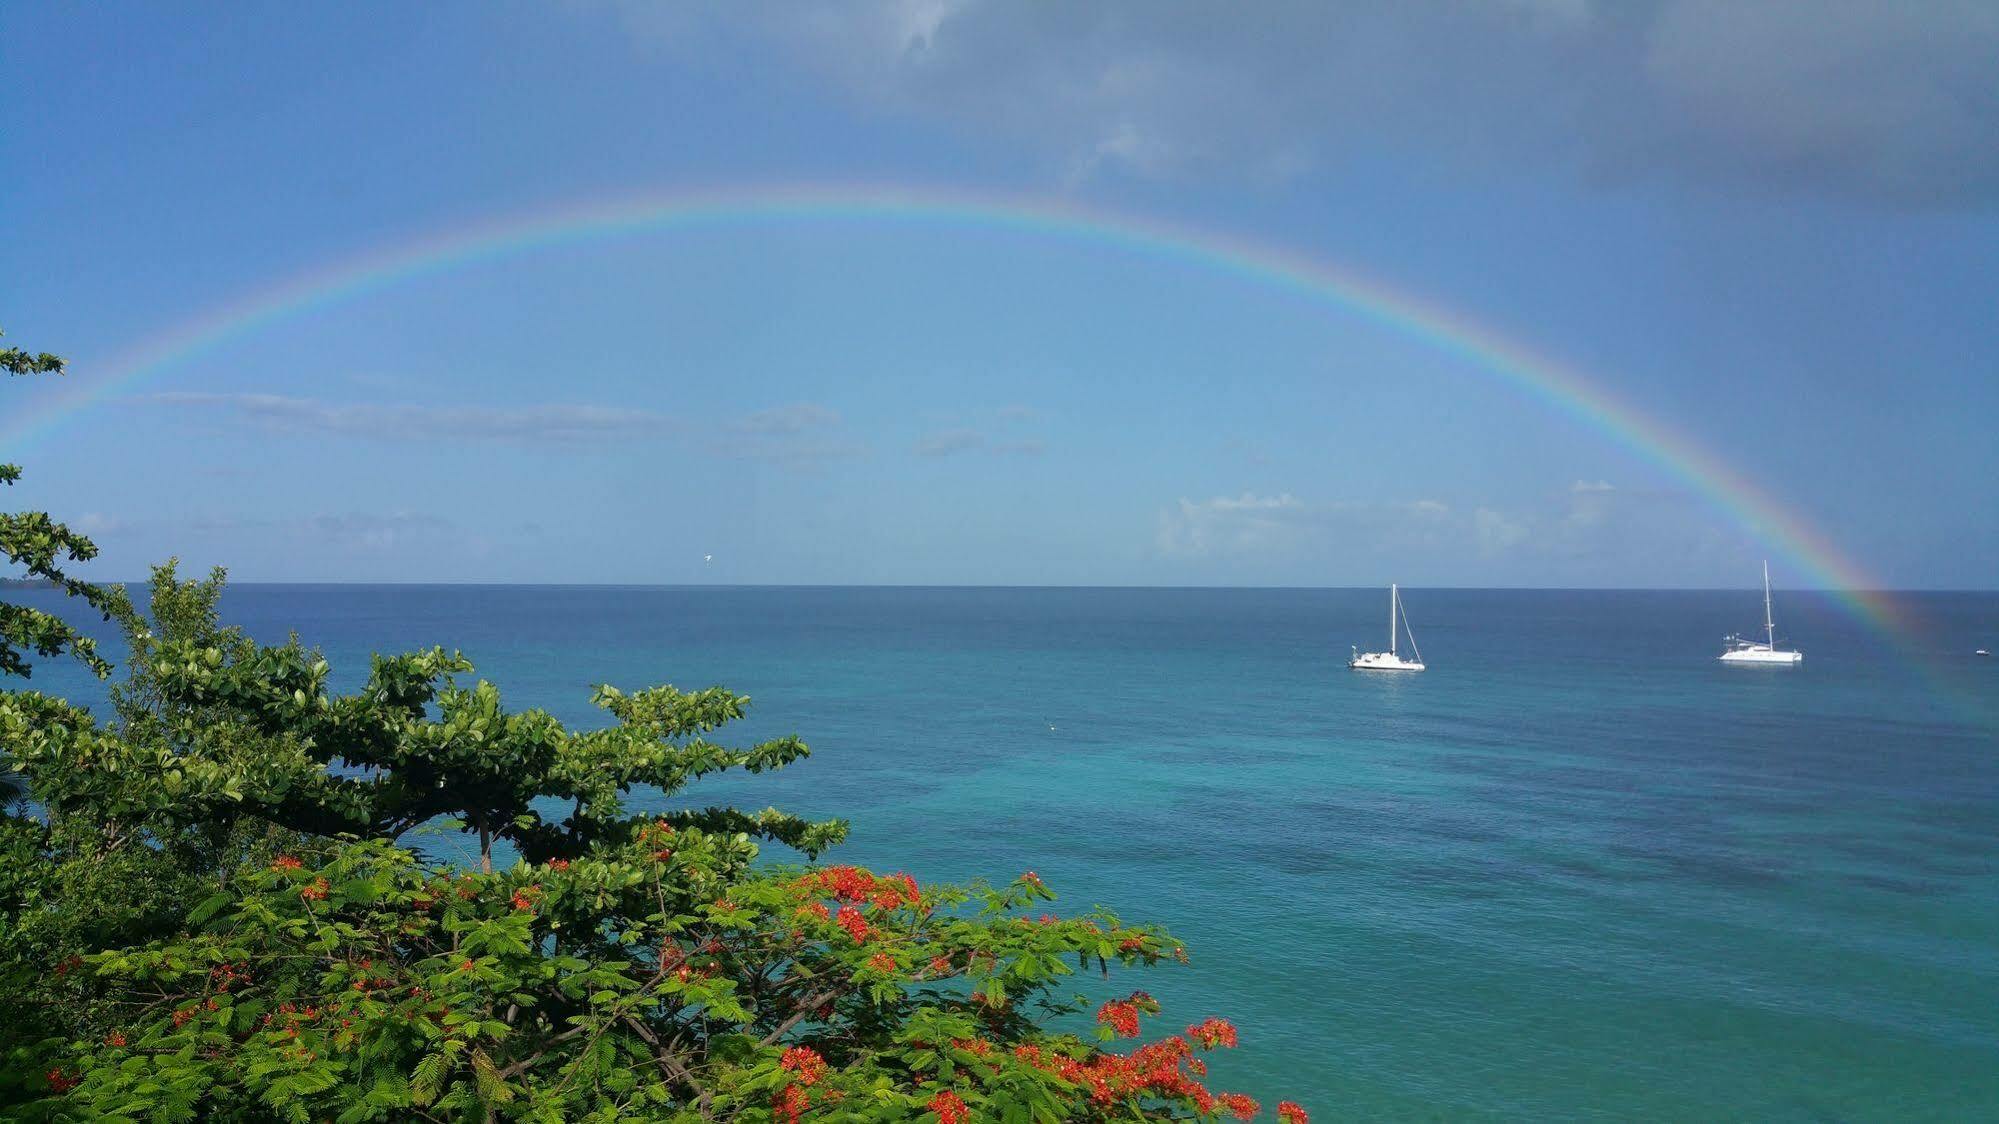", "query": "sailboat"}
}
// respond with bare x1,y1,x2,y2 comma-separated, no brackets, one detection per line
1719,560,1802,665
1350,584,1425,672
